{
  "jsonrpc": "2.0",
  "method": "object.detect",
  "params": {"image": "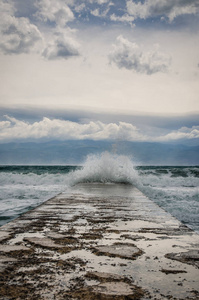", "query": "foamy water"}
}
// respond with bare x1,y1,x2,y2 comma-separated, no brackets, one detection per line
0,152,198,233
70,152,139,185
